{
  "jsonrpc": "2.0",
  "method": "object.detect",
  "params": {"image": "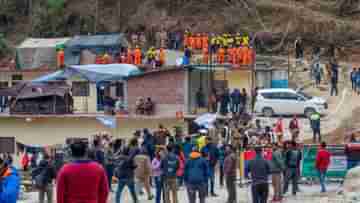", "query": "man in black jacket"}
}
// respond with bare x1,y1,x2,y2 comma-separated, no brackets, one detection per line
32,154,56,203
248,146,271,203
